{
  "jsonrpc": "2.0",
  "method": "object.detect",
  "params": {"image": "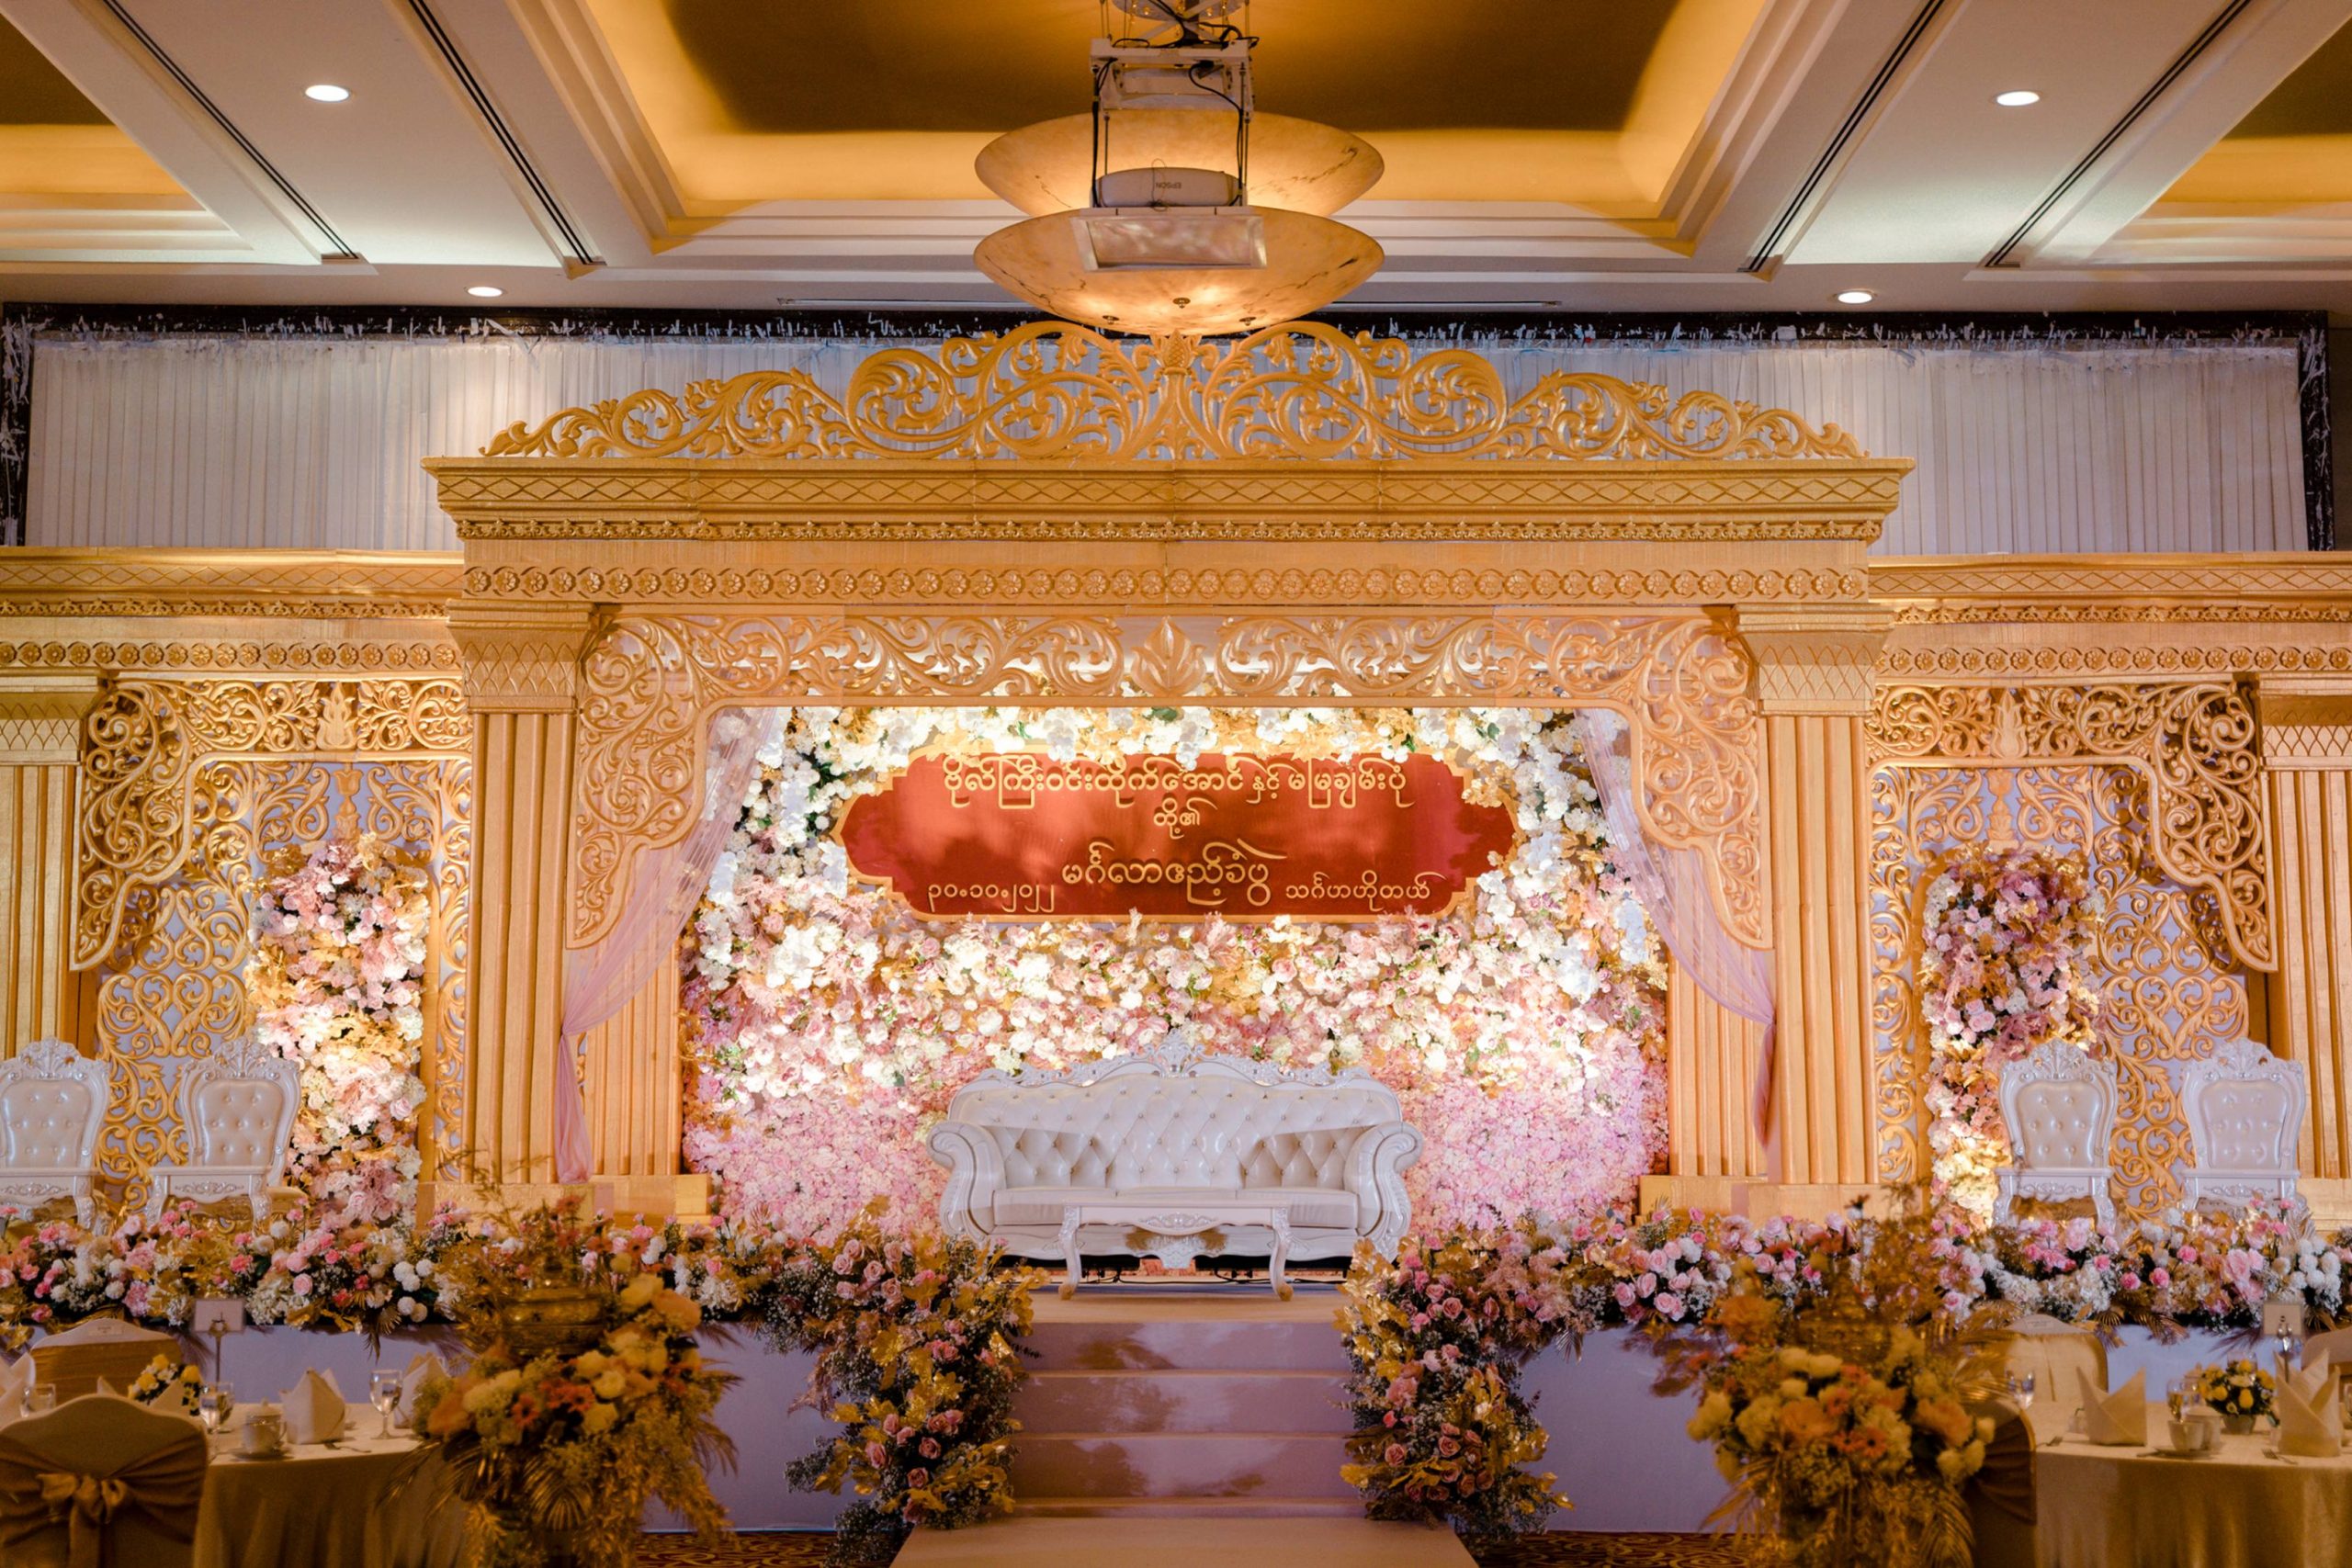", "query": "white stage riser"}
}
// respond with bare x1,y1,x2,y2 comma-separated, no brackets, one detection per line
164,1319,2249,1533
